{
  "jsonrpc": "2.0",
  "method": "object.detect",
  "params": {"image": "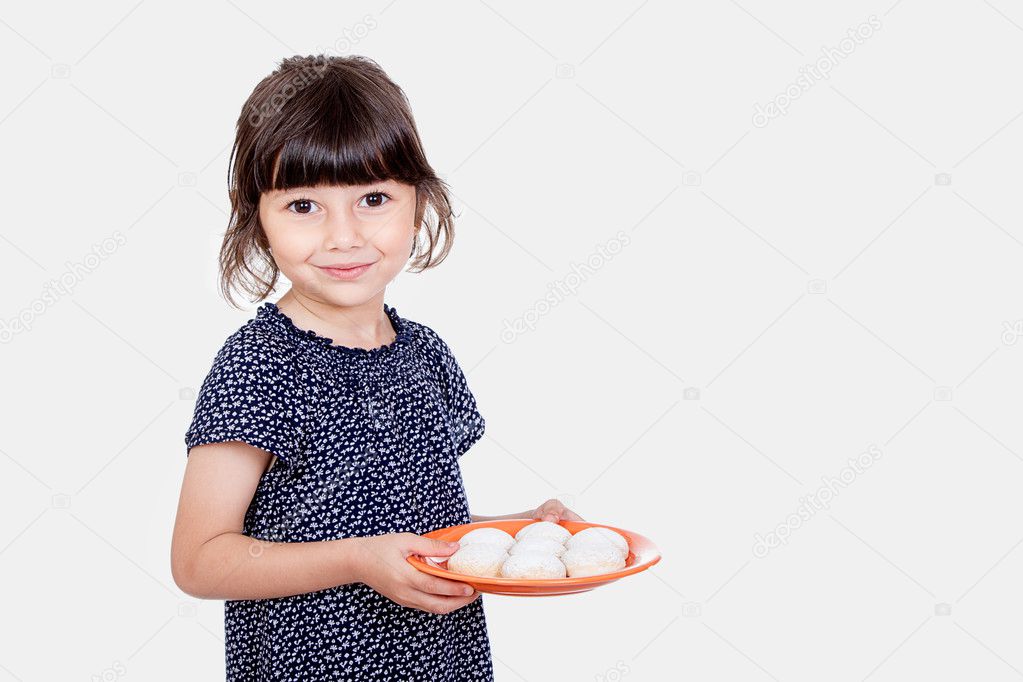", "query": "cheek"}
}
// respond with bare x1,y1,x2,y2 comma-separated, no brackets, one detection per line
372,214,416,256
385,225,416,251
262,217,316,265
